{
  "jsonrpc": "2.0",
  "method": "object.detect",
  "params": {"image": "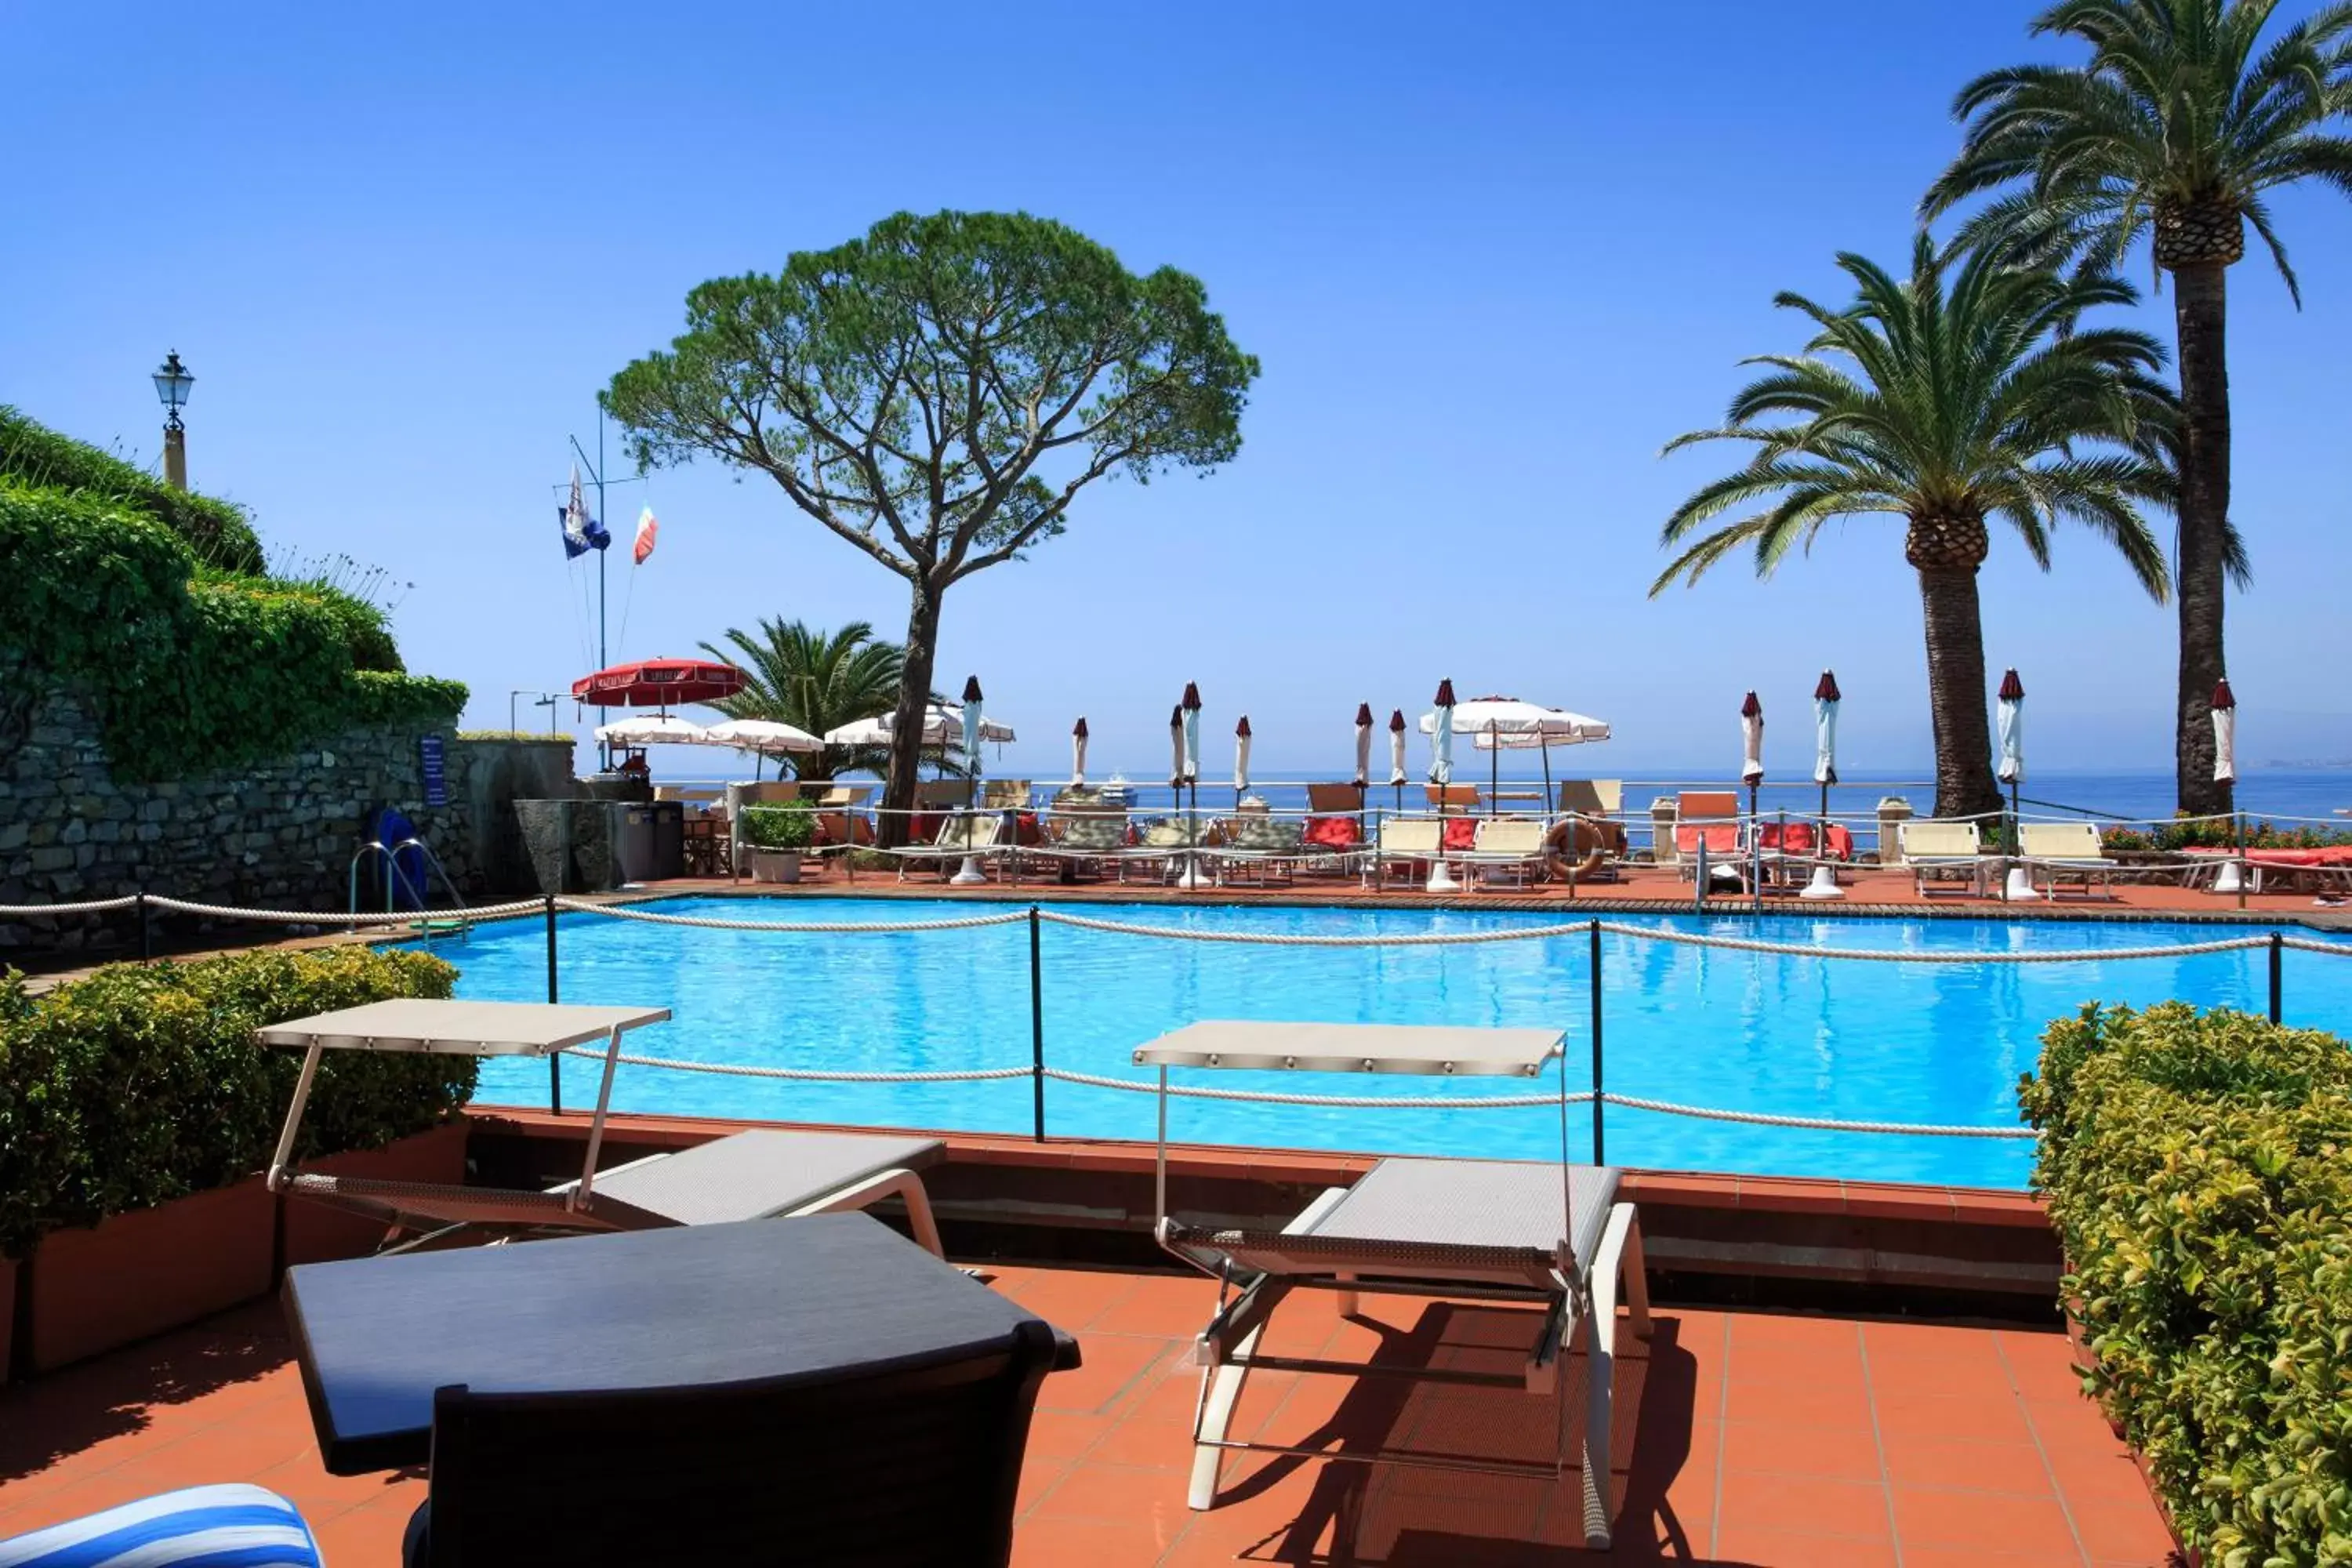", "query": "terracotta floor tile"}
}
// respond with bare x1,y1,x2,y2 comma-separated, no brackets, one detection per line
1715,1471,1893,1540
1871,1391,2035,1445
2041,1445,2161,1505
1994,1329,2089,1382
1719,1418,1884,1483
1025,1412,1118,1465
1862,1320,2012,1367
2067,1494,2180,1562
1033,1461,1193,1528
1722,1377,1874,1429
1710,1521,1900,1566
1877,1432,2054,1496
1867,1352,2016,1402
1001,1266,1151,1331
1034,1334,1178,1417
1085,1278,1218,1339
1011,1512,1181,1567
1890,1484,2082,1556
307,1494,416,1566
1015,1457,1071,1516
1900,1546,2078,1568
1728,1312,1864,1355
1086,1415,1193,1473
